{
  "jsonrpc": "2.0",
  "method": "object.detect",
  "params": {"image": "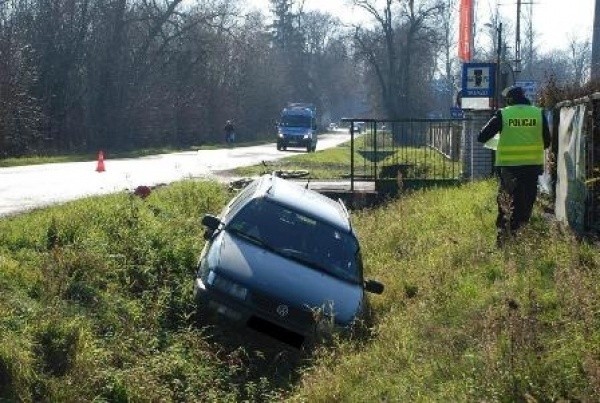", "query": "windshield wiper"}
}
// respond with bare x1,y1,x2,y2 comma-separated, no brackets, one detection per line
227,227,270,248
276,248,353,280
227,227,291,258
